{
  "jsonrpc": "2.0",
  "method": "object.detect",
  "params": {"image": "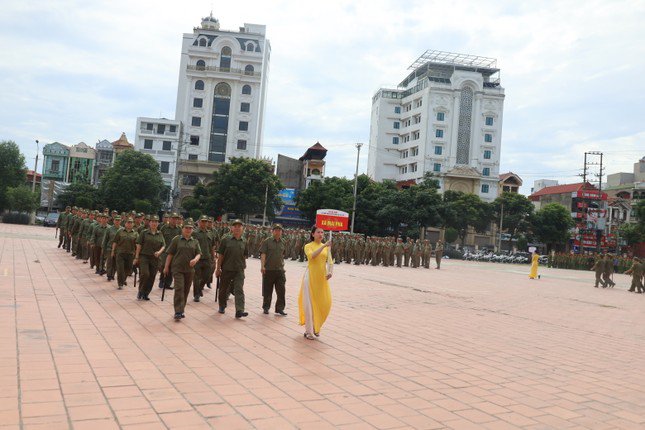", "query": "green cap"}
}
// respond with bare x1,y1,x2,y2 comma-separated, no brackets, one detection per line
199,215,209,221
272,223,283,230
183,218,195,228
113,215,122,221
125,217,134,223
150,215,159,221
231,219,244,226
171,212,181,218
